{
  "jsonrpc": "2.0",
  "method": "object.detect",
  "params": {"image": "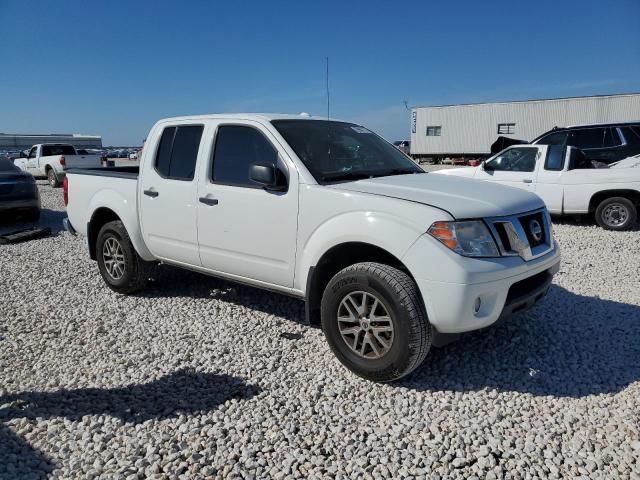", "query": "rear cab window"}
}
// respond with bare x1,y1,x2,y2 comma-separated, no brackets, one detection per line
42,145,76,156
544,145,565,171
154,125,204,180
